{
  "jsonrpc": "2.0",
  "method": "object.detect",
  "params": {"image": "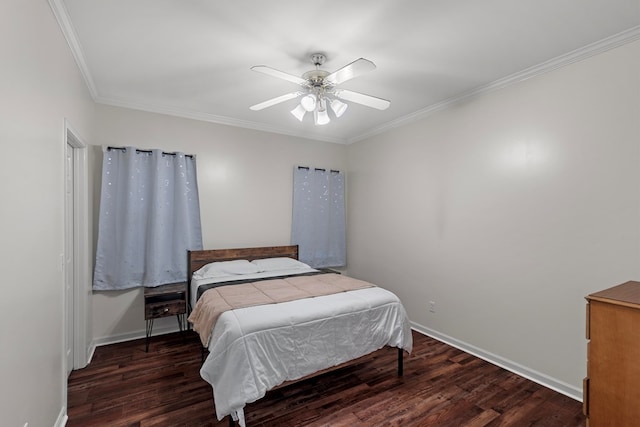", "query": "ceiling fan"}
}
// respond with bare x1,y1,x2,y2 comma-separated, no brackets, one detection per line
250,53,390,126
